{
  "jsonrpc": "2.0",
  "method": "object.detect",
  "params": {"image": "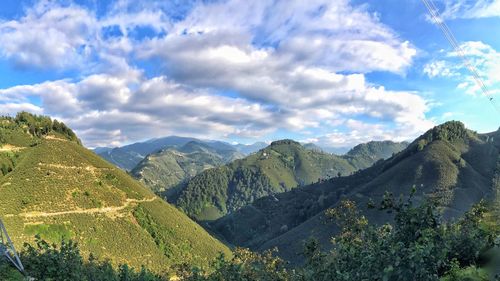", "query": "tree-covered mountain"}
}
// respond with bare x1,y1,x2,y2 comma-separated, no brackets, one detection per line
130,141,244,195
0,113,230,274
344,140,409,170
210,121,499,263
174,139,407,221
